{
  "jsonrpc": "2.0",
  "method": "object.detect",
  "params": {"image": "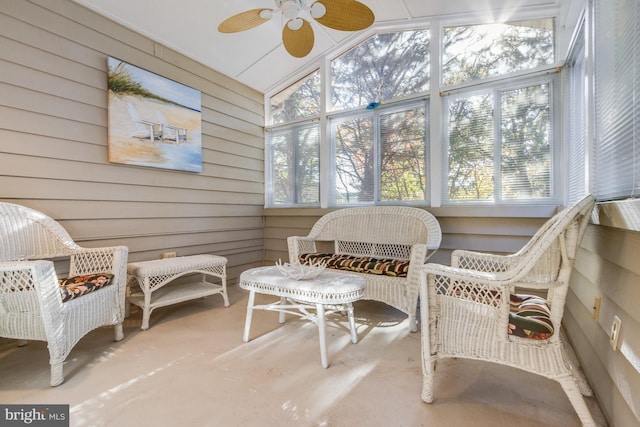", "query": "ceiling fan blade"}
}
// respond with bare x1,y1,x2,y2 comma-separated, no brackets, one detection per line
282,19,314,58
218,9,272,33
313,0,374,31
